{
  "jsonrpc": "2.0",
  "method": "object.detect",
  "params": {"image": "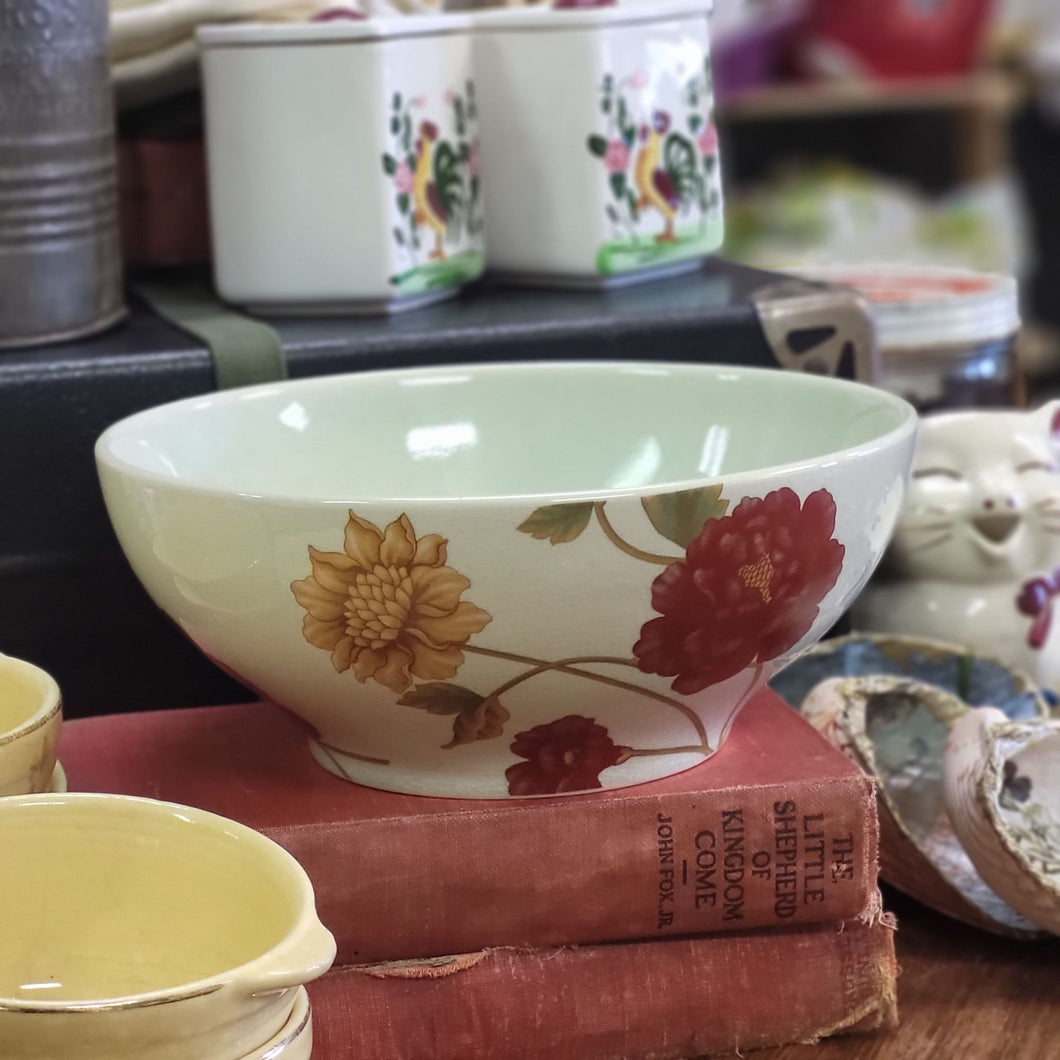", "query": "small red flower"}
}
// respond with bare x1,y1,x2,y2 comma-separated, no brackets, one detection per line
505,715,624,796
634,488,845,695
